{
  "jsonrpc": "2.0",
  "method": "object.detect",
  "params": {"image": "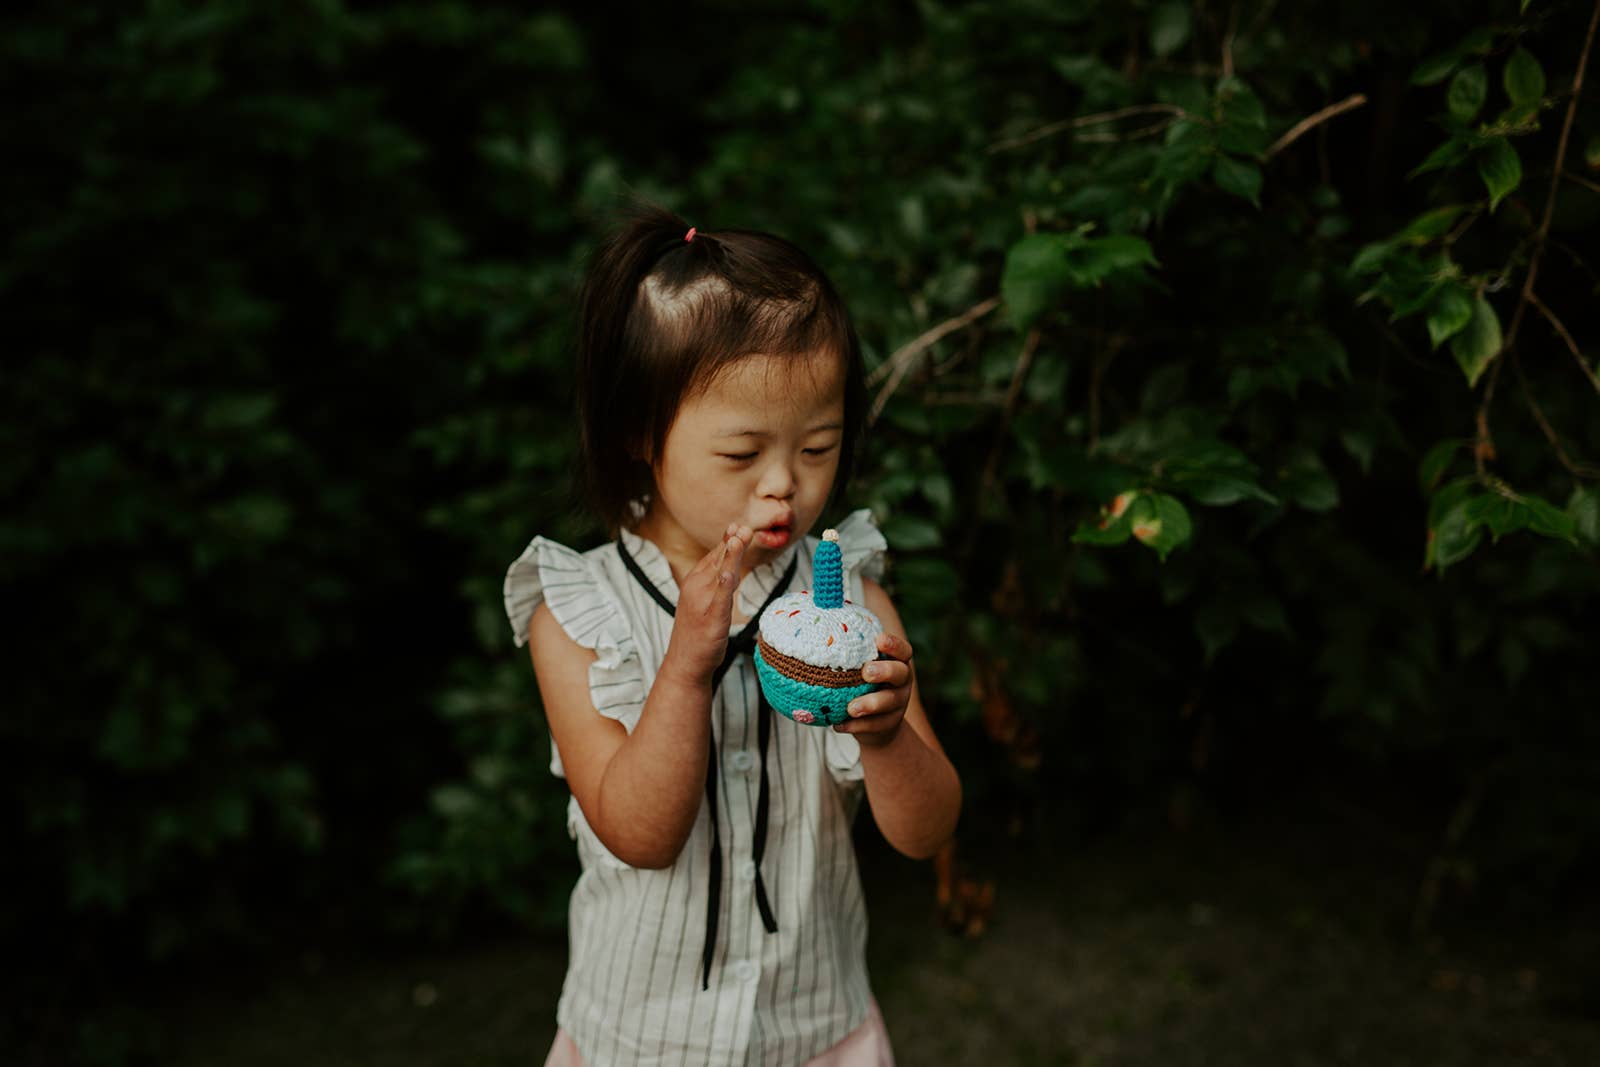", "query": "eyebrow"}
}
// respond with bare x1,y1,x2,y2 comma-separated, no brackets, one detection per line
715,421,844,438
